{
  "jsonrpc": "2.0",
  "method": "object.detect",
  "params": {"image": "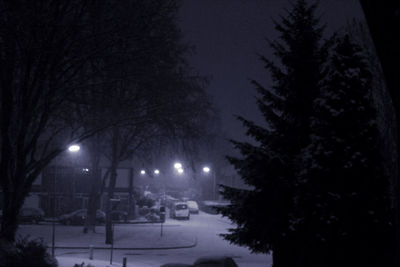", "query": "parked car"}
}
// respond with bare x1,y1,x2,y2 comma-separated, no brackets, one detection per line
110,210,128,222
187,200,199,214
0,208,44,224
59,209,105,225
19,207,45,224
170,202,190,220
